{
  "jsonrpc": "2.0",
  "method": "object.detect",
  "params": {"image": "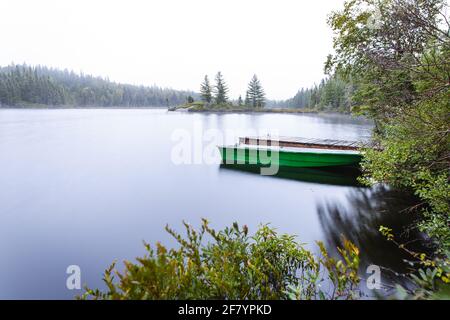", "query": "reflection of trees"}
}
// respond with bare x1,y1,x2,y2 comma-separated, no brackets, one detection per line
317,185,432,290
